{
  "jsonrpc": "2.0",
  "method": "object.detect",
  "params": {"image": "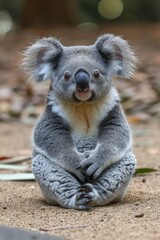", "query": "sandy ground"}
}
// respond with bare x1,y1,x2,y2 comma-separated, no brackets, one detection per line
0,120,160,240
